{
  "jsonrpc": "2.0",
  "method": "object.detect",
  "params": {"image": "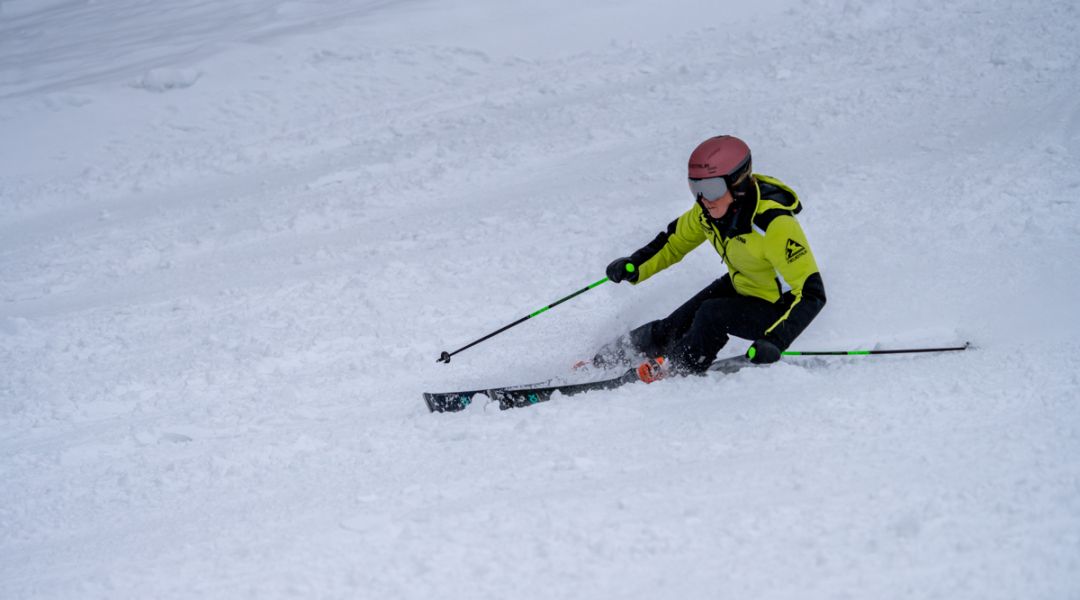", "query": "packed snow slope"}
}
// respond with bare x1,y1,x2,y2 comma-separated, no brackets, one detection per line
2,0,1080,598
